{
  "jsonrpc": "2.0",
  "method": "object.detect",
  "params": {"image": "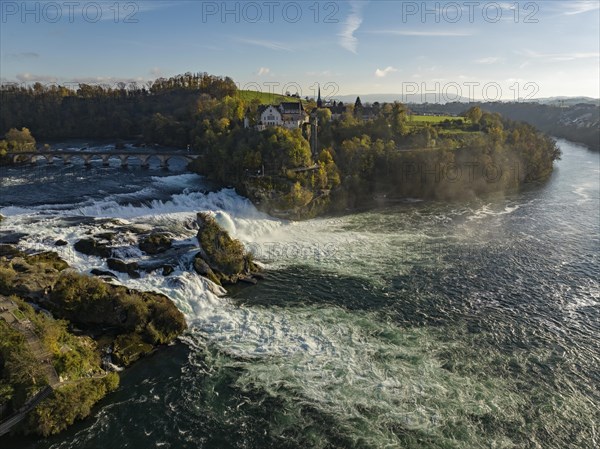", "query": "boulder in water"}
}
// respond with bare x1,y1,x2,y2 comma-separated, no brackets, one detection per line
107,258,140,278
94,232,117,242
161,265,175,276
0,244,23,259
55,239,68,247
193,254,220,285
139,233,173,255
194,212,260,286
90,268,118,279
74,238,112,258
